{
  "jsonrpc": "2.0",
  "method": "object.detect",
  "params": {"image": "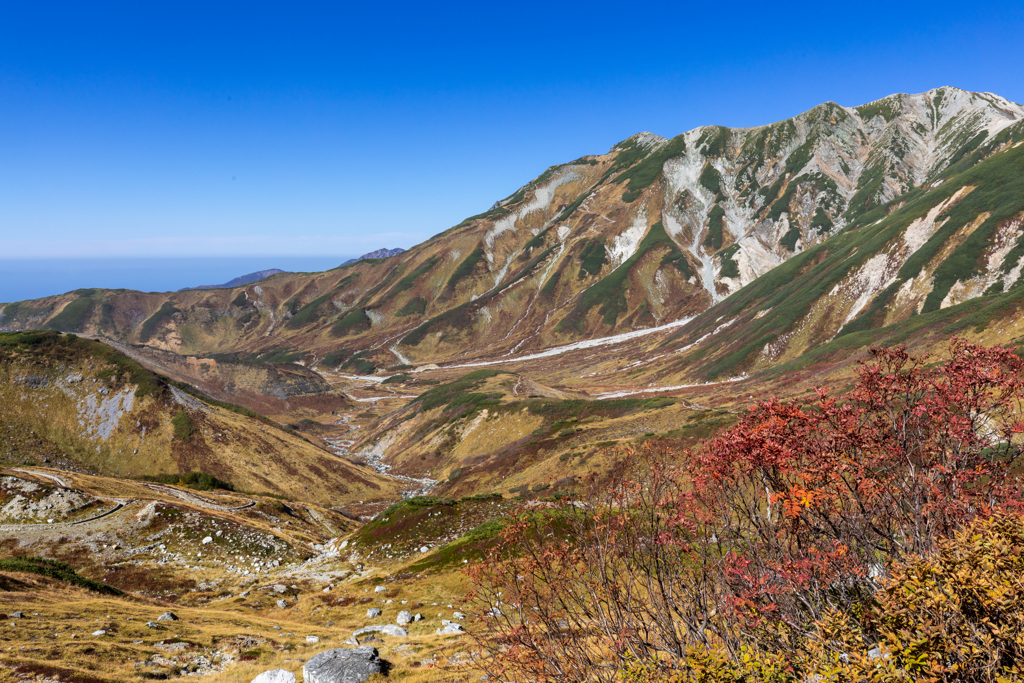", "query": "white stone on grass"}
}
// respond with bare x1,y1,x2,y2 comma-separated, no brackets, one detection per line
352,625,408,638
303,646,385,683
251,670,295,683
